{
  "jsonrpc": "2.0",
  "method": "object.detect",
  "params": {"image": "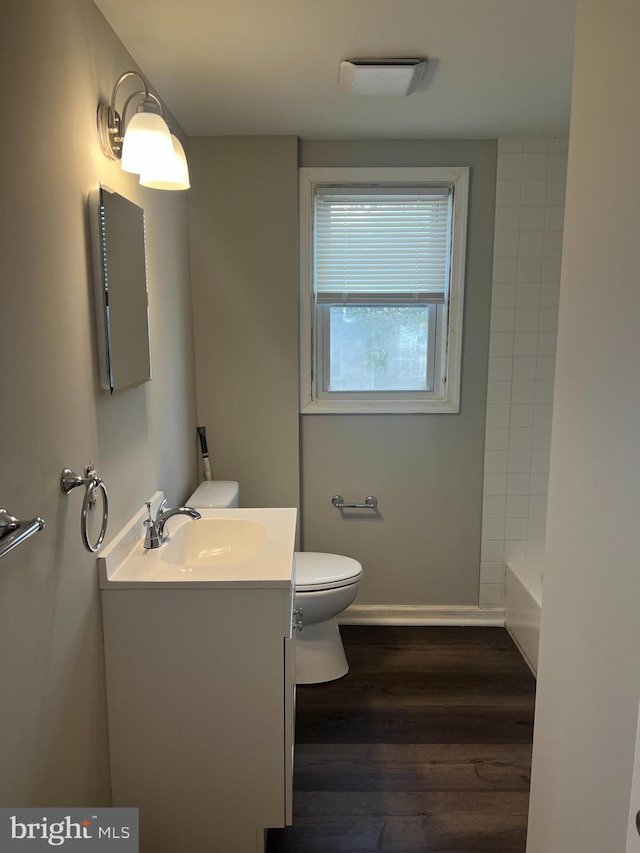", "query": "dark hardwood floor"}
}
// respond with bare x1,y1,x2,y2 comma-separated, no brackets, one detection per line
268,626,536,853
